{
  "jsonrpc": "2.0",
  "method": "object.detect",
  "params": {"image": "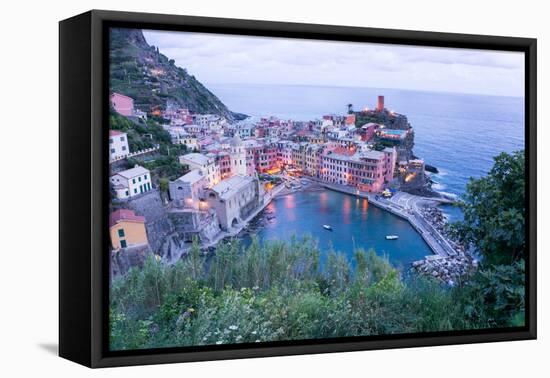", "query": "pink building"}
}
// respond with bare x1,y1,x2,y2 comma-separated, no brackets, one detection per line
110,93,135,117
320,146,395,193
359,123,381,141
382,147,397,183
111,93,134,117
216,152,232,179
